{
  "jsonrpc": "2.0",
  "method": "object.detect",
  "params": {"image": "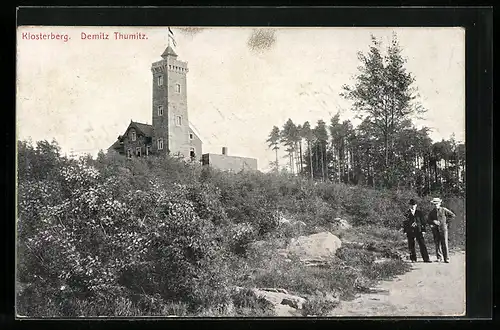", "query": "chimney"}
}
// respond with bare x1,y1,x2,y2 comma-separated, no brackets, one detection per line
222,147,228,155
